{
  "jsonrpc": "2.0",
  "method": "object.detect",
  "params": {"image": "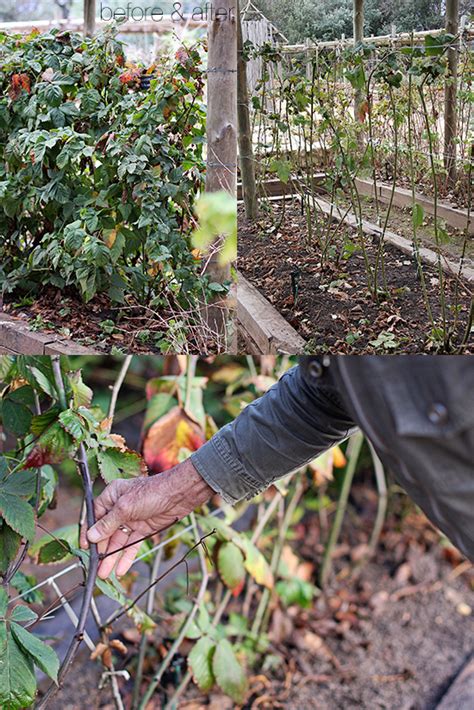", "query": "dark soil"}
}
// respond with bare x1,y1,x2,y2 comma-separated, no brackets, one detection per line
238,200,473,354
2,287,226,354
